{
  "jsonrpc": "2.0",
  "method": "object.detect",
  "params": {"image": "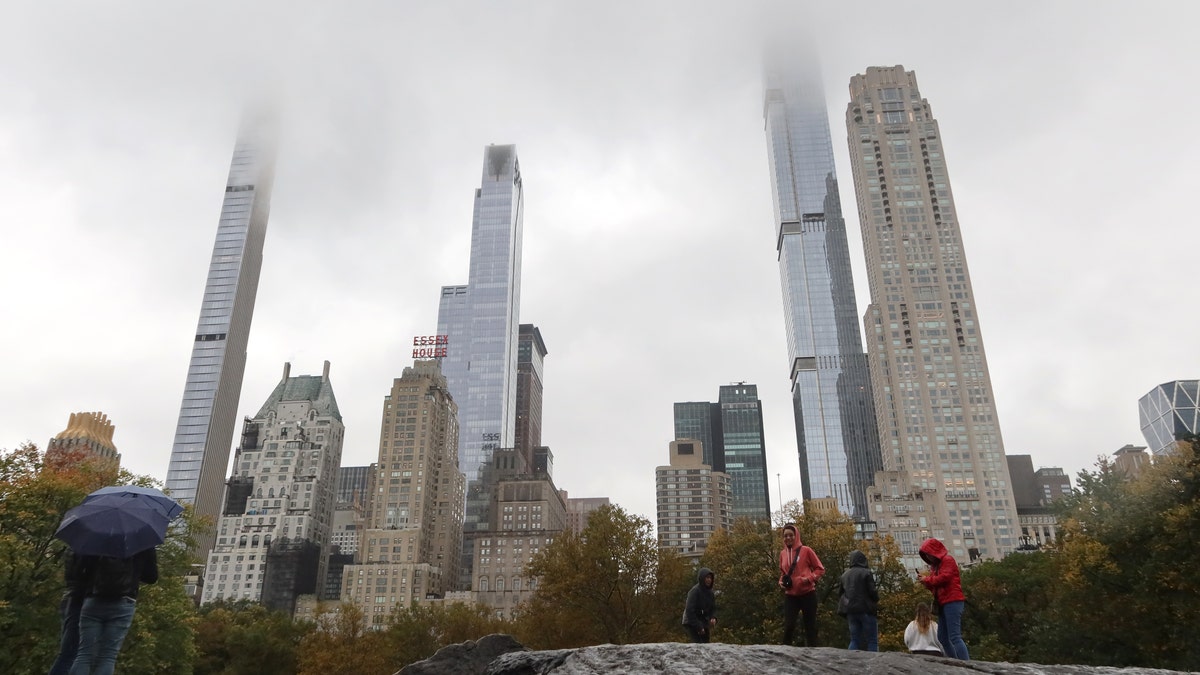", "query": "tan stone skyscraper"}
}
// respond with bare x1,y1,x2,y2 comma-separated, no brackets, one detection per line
846,66,1019,564
655,440,733,562
45,411,120,474
341,360,465,626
